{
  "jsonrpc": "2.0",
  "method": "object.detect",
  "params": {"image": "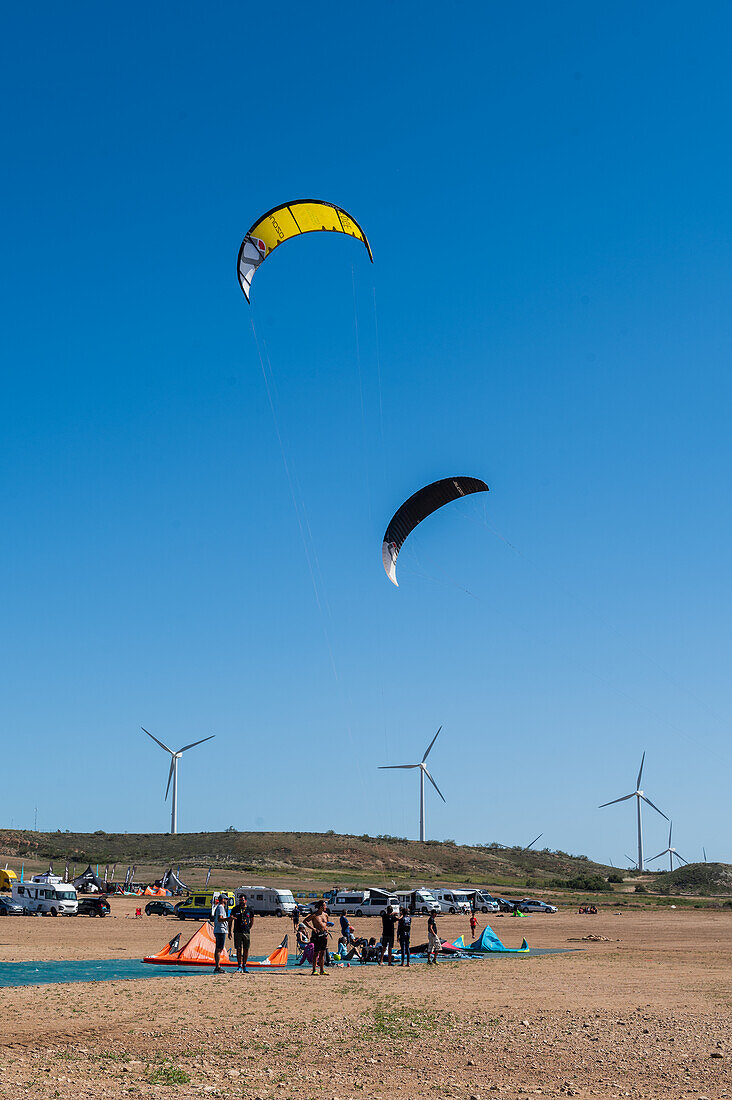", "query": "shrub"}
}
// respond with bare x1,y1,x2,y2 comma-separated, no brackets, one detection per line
634,884,647,894
607,873,624,884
